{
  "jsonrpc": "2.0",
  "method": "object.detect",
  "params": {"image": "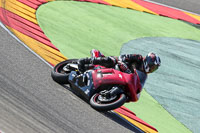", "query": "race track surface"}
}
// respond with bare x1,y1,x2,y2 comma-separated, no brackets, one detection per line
1,0,200,133
0,25,137,133
150,0,200,14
